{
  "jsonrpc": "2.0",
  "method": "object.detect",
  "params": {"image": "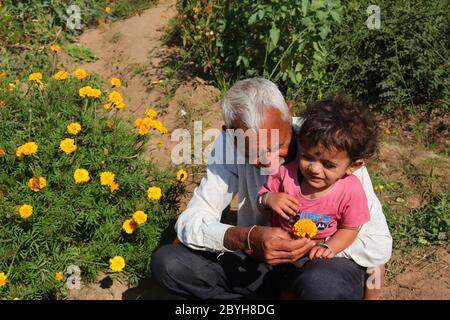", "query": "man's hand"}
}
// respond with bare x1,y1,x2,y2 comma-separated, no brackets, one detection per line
246,226,315,265
265,192,299,221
